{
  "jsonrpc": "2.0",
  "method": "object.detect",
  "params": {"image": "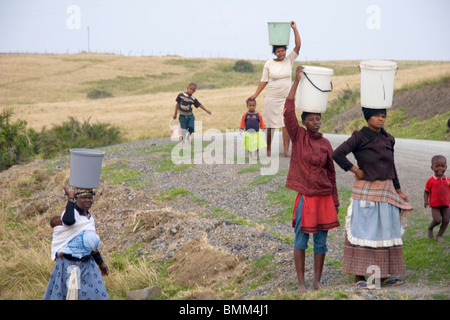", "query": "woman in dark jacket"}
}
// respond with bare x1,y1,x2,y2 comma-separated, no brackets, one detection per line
332,107,412,288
